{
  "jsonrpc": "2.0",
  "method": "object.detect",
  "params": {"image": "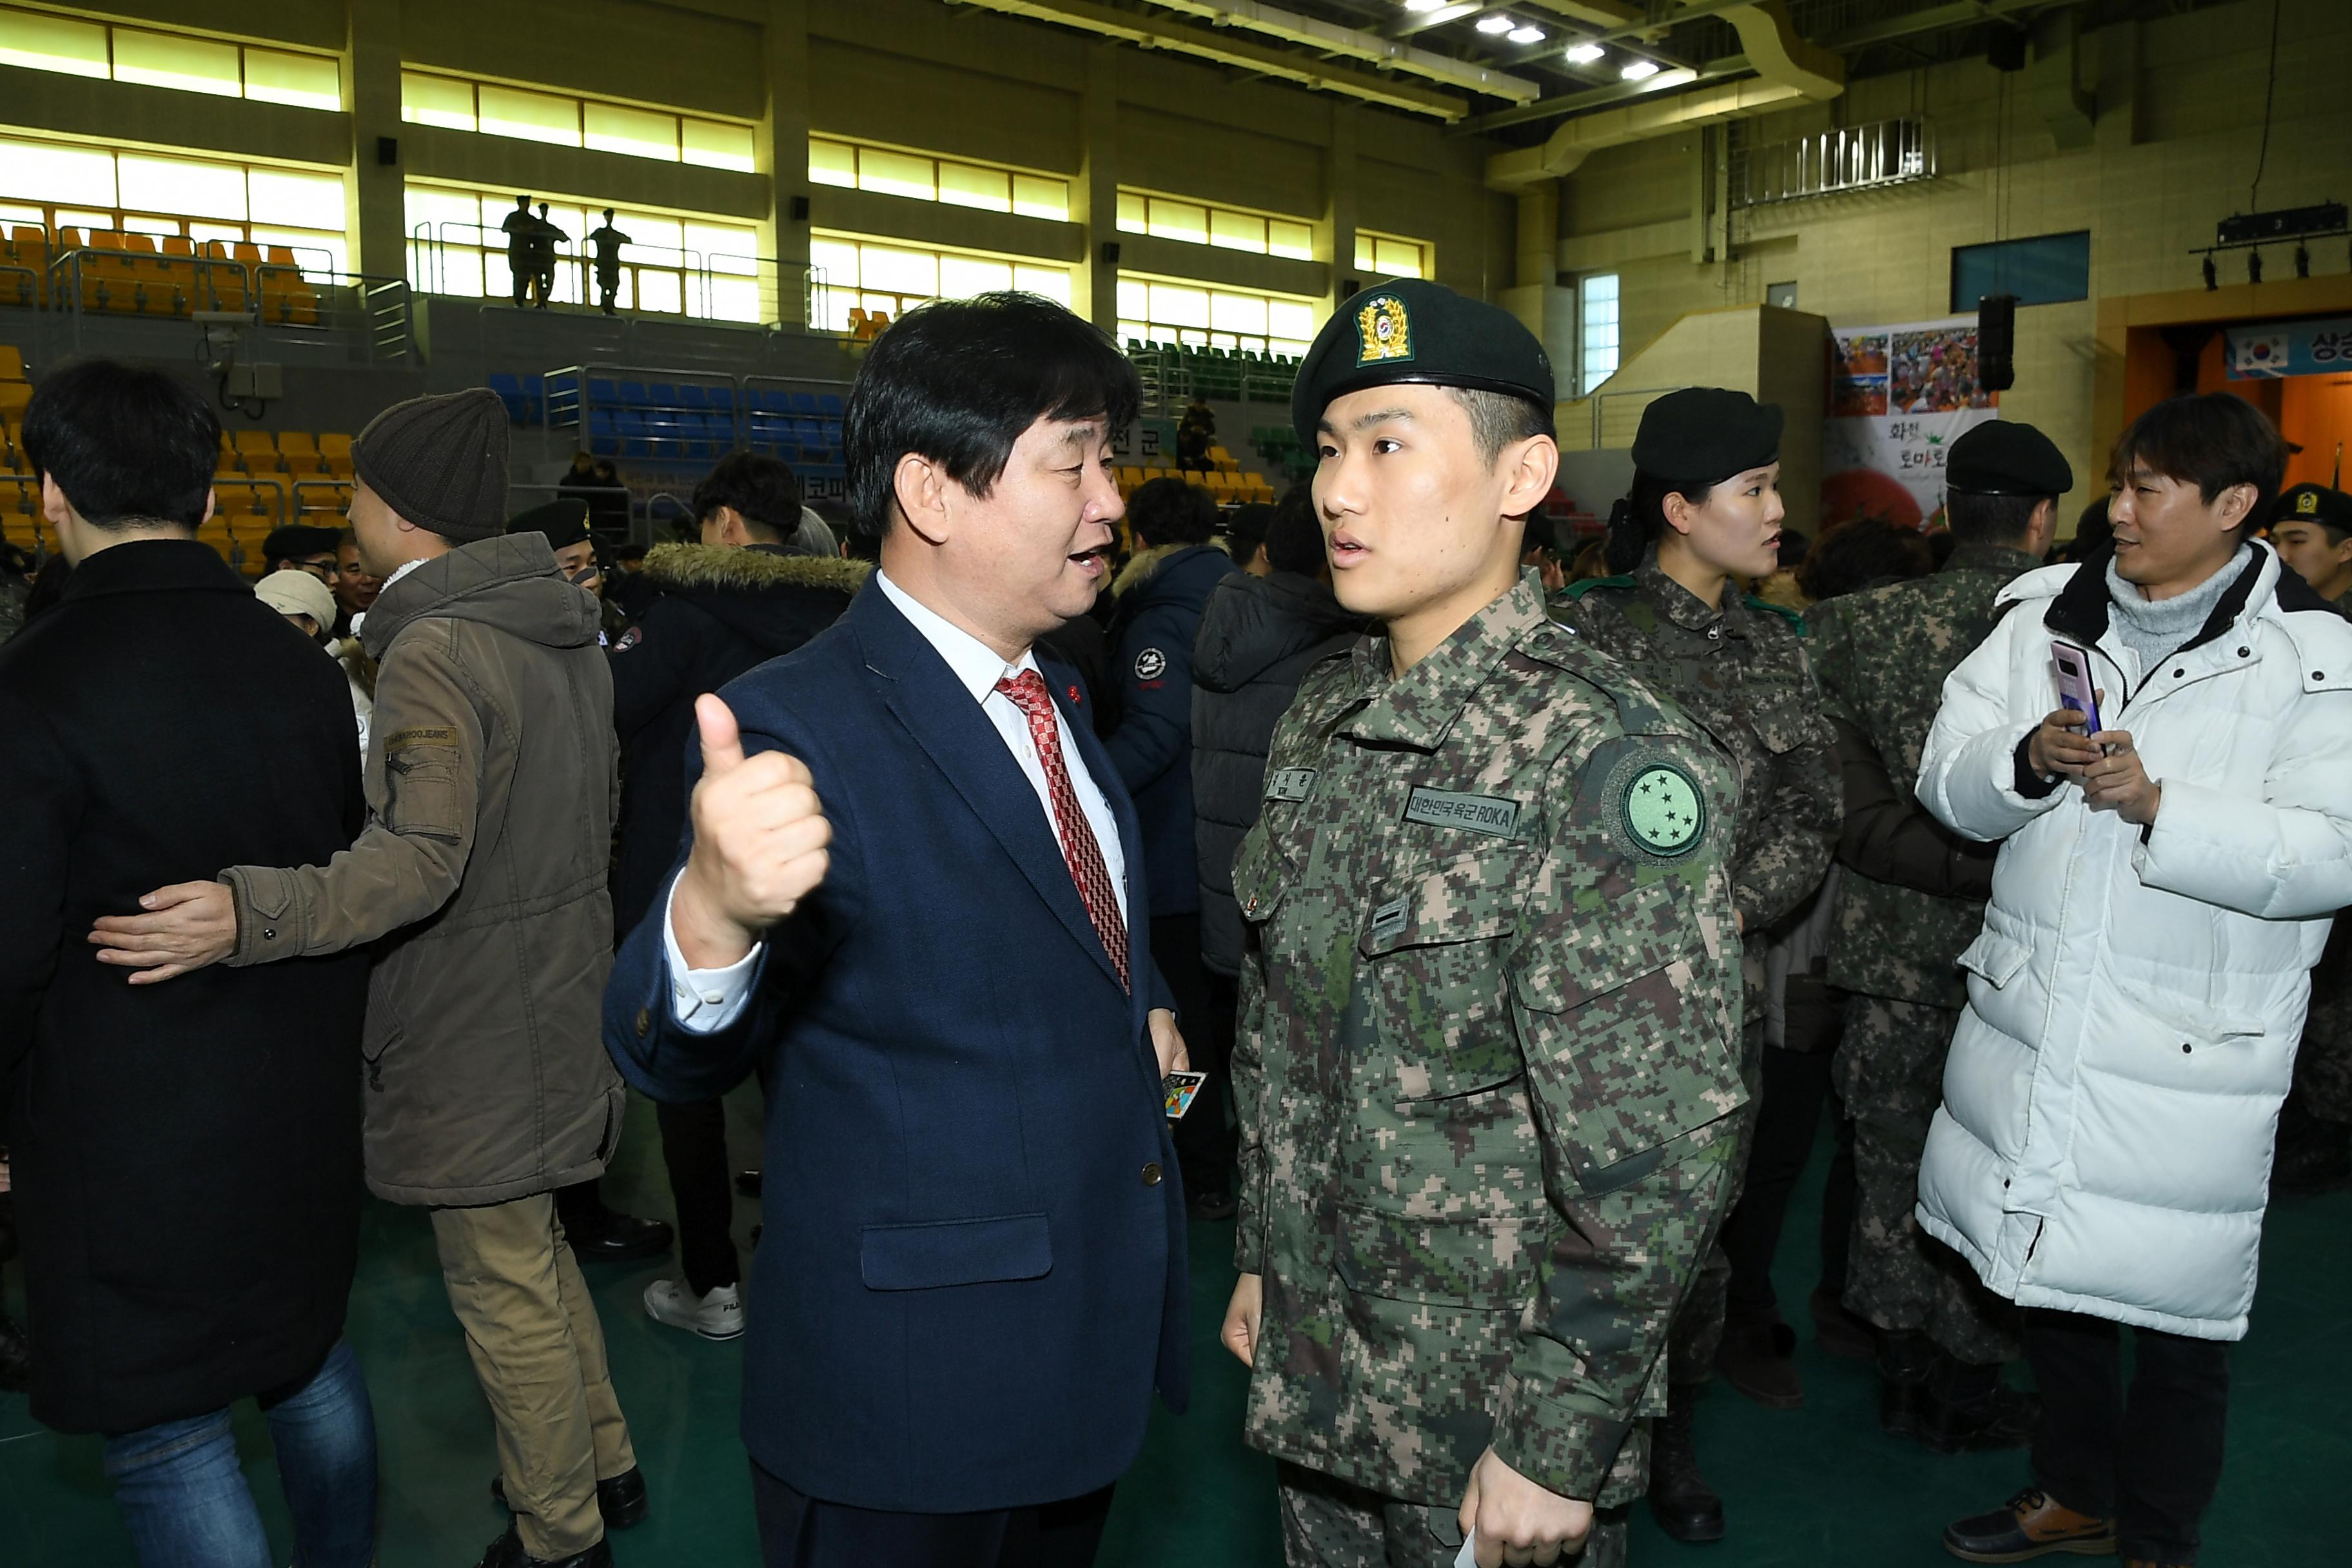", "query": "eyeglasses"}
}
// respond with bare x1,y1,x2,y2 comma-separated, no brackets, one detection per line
293,557,337,582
